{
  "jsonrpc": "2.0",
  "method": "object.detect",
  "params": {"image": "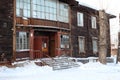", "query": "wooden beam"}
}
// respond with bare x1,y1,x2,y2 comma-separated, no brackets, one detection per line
13,0,16,61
